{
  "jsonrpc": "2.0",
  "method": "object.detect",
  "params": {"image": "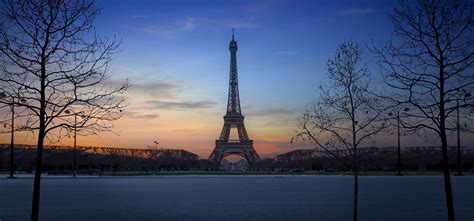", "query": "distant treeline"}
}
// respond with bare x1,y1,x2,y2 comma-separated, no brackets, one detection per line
270,146,474,172
0,144,473,172
0,144,210,172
